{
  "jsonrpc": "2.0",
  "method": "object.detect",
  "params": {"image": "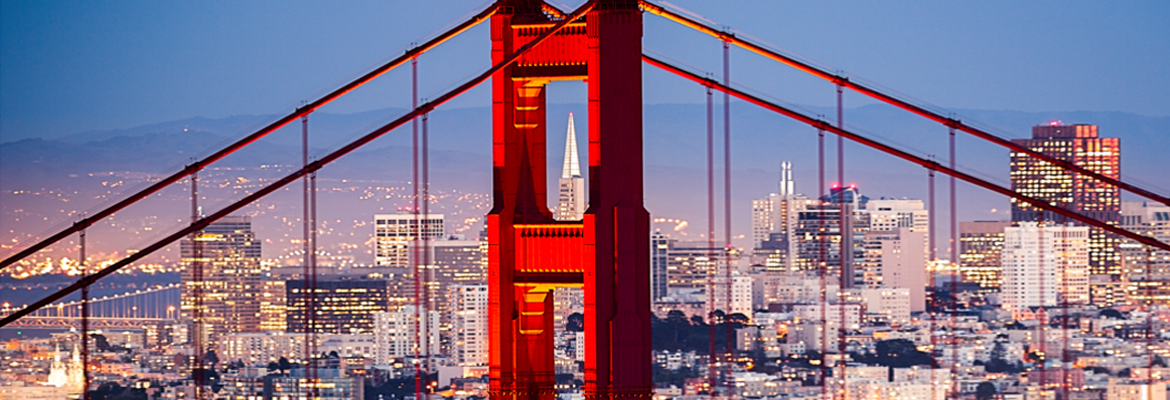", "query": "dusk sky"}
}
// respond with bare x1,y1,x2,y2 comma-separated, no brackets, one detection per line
2,0,1168,142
